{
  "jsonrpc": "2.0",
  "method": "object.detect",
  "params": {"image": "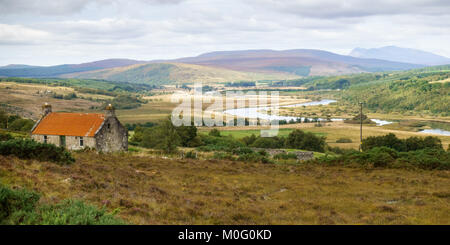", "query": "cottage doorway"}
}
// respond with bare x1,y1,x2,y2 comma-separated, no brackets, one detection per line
60,136,66,147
